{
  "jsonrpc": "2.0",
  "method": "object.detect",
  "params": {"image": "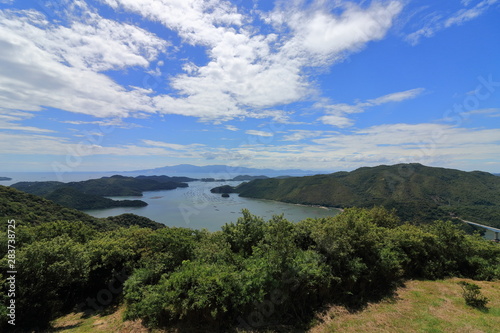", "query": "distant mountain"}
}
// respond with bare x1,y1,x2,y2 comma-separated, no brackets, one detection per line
229,163,500,226
129,164,320,177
